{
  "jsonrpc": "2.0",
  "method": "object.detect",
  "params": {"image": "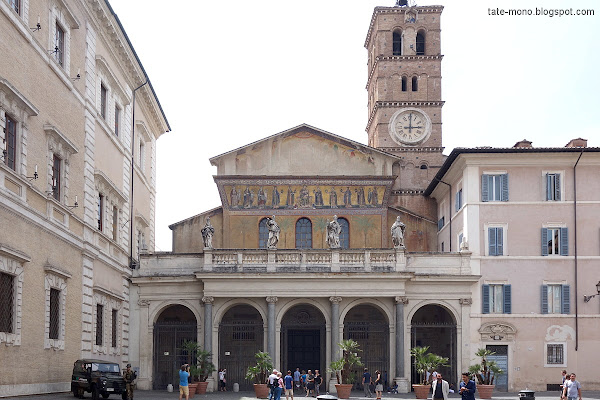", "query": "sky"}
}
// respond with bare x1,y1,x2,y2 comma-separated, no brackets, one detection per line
107,0,600,252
